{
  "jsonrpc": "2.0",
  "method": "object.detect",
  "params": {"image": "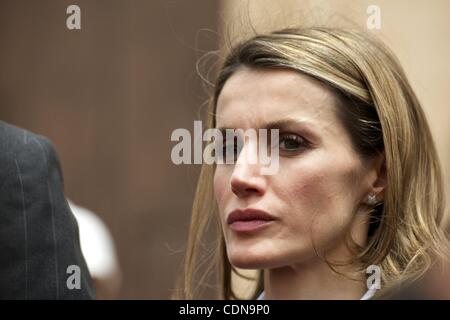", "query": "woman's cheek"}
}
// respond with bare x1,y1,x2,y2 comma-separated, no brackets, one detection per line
278,158,327,201
213,168,229,211
276,162,335,227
